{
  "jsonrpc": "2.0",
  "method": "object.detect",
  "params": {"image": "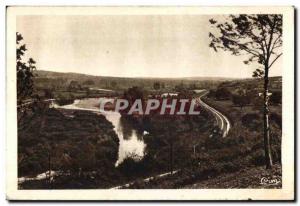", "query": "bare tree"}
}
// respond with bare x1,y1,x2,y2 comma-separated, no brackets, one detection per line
209,15,282,169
